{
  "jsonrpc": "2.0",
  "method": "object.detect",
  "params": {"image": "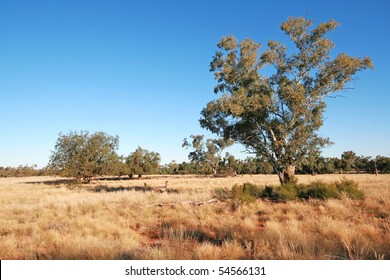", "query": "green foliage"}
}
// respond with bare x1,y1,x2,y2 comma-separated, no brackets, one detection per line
0,165,48,177
261,179,364,201
182,135,233,175
375,156,390,174
158,153,389,176
232,182,263,203
126,146,161,177
109,156,129,177
200,16,373,185
261,186,278,200
341,150,357,172
49,131,119,182
285,175,298,185
335,178,365,200
277,183,302,201
302,181,339,200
